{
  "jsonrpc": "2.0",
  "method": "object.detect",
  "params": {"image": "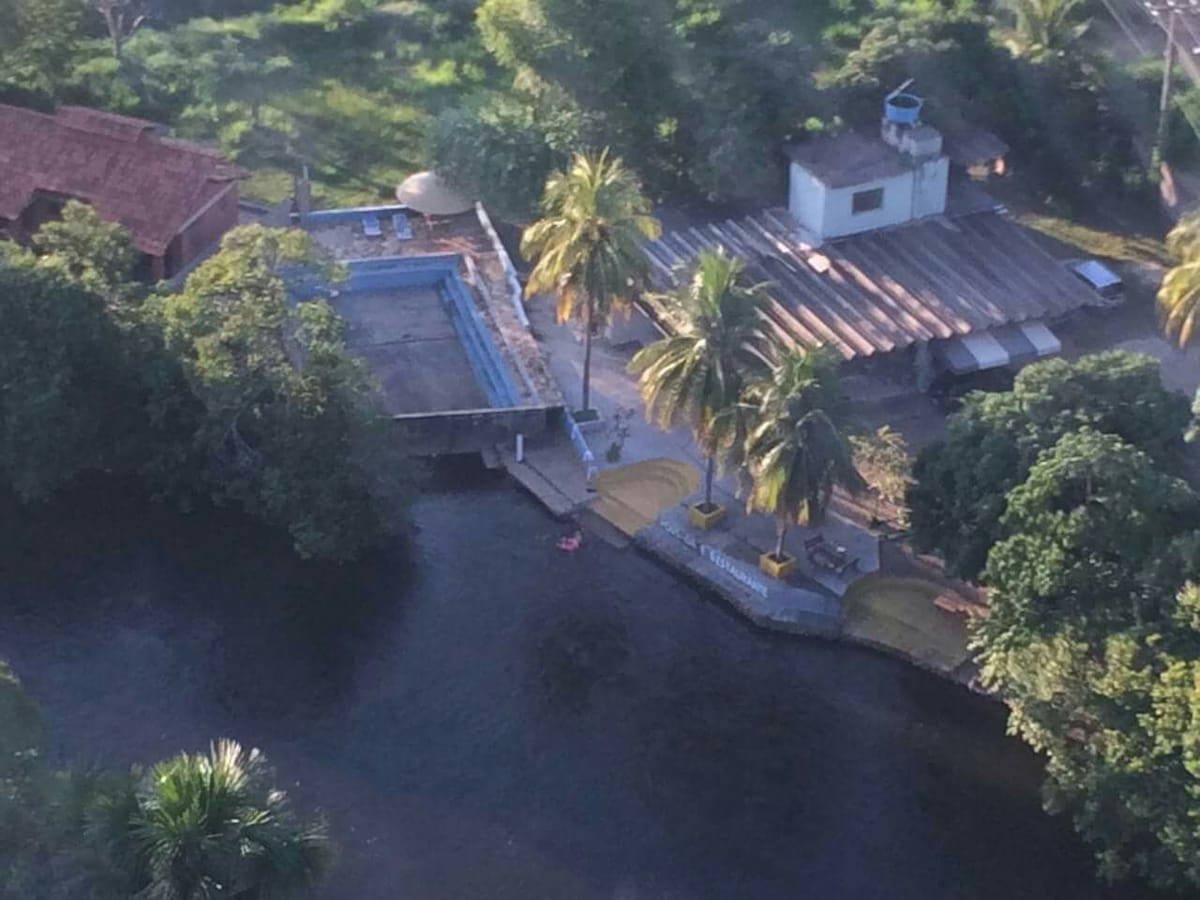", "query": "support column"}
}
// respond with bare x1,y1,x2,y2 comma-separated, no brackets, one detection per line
1155,10,1178,172
915,341,933,392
